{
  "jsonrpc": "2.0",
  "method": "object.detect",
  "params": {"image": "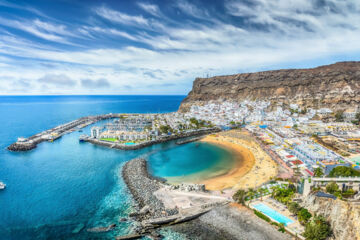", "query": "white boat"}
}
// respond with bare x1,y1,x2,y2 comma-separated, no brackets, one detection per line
0,182,6,190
